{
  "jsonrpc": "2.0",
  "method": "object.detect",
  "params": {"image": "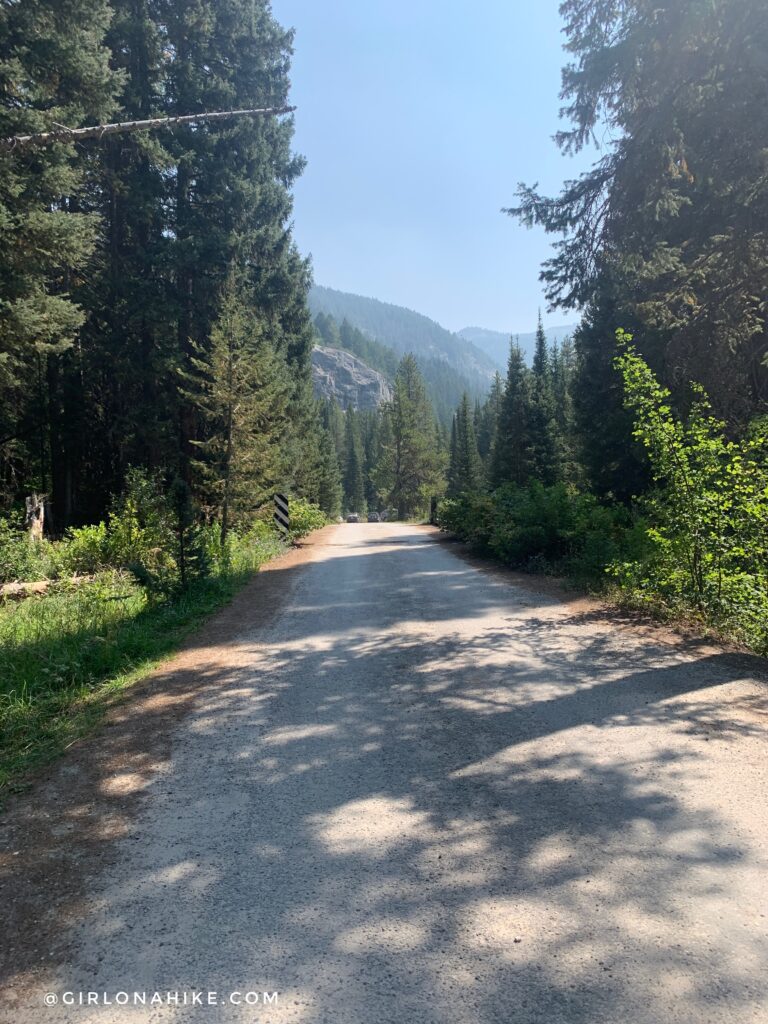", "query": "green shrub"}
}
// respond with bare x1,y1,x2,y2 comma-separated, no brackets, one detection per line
107,467,178,588
227,529,284,574
614,334,768,653
436,493,497,550
436,483,647,582
489,483,574,567
288,498,328,538
0,518,59,583
58,522,111,575
243,519,275,543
